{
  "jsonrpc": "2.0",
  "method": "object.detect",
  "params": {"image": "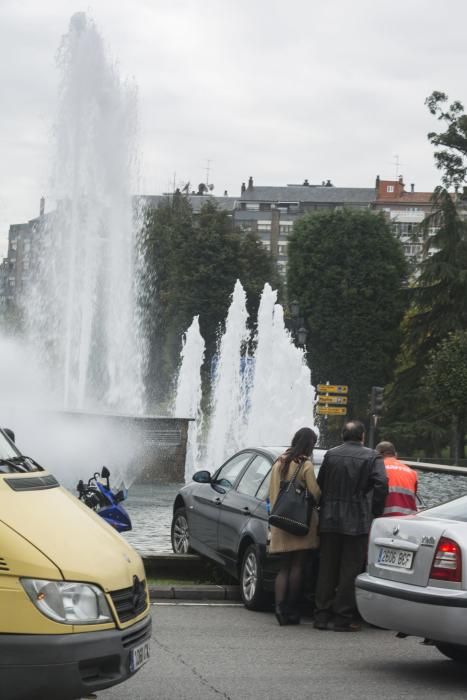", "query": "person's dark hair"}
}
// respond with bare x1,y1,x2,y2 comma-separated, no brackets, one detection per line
342,420,365,442
375,441,396,457
280,427,317,479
